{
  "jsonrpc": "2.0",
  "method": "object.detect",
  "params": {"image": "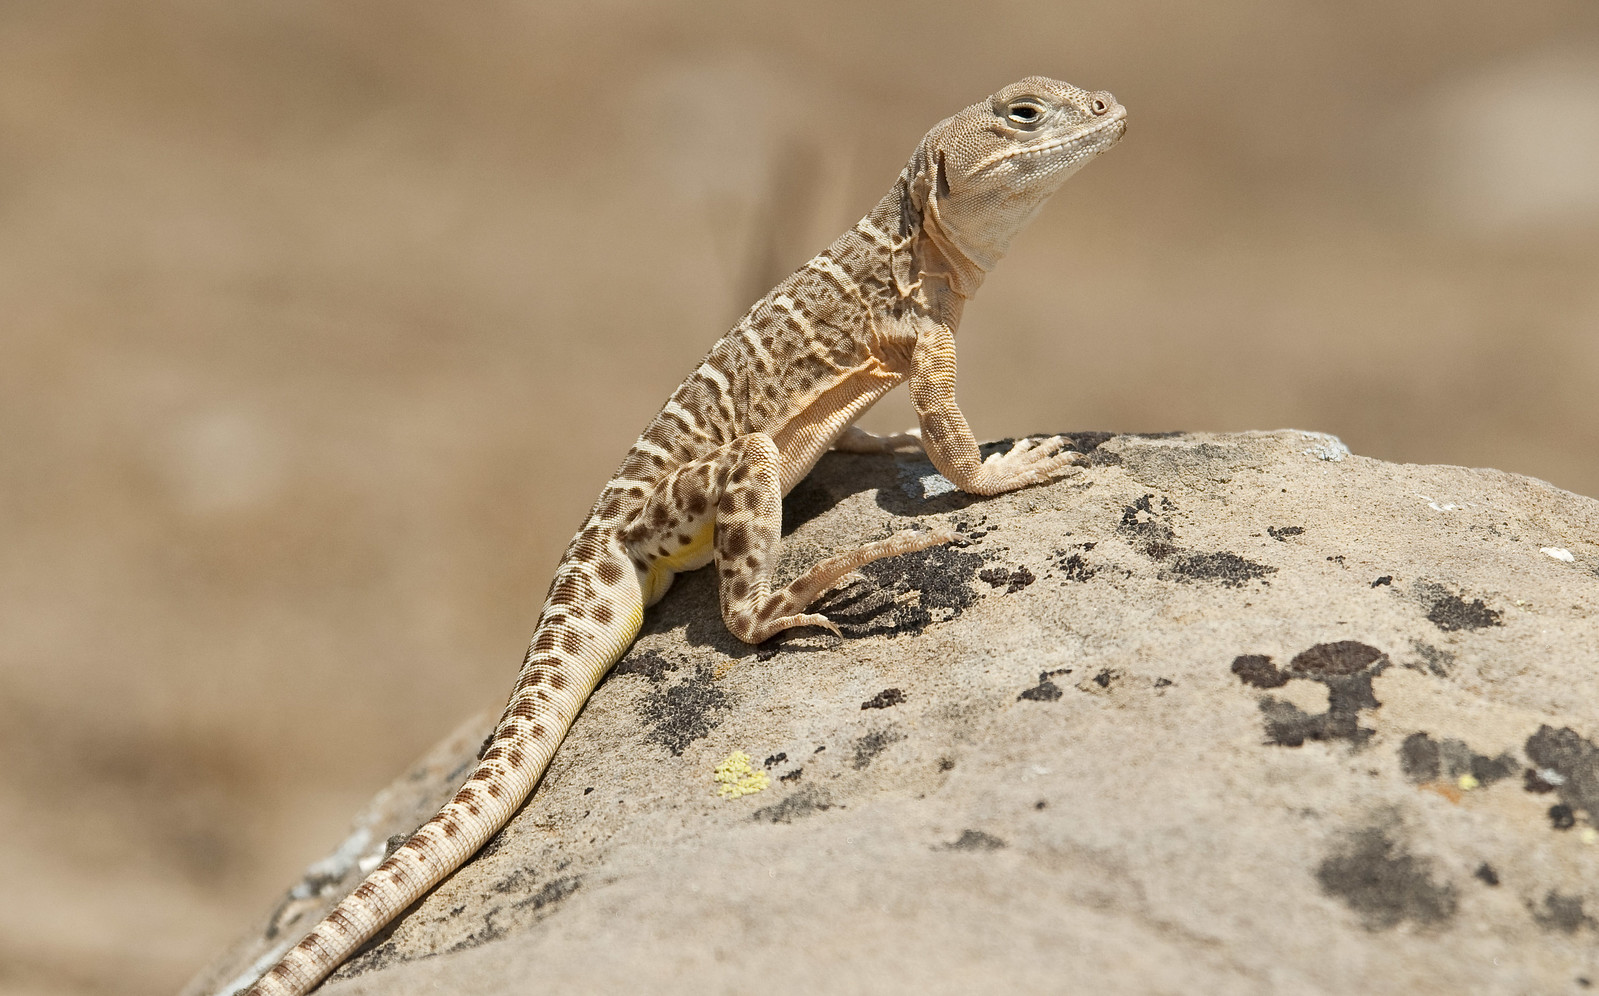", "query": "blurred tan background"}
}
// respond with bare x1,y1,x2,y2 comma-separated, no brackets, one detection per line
2,2,1596,993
